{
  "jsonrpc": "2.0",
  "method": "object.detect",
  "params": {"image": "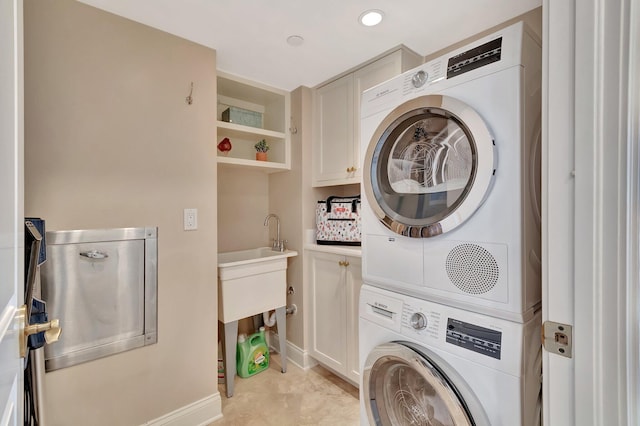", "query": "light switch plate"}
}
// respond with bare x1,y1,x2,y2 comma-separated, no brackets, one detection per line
184,208,198,231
